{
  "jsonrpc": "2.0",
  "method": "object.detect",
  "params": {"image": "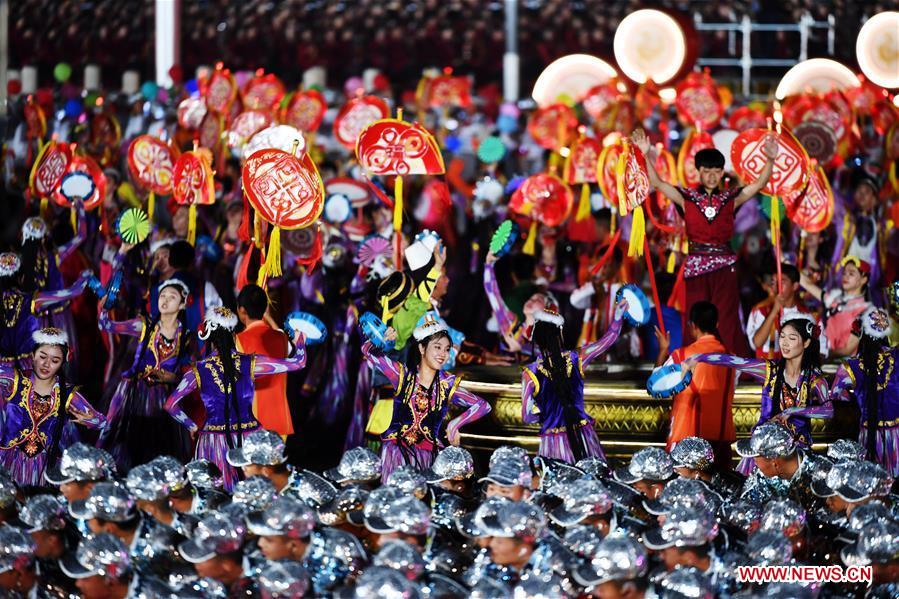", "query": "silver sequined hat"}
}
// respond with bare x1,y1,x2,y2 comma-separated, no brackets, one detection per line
362,486,405,533
613,447,674,484
19,494,67,533
576,456,611,479
489,446,530,469
847,501,893,533
827,439,866,463
656,566,714,599
535,457,584,495
479,456,532,488
670,437,716,471
723,500,763,534
148,455,189,493
125,463,171,502
258,560,310,599
812,460,893,502
186,459,224,490
45,443,114,485
373,539,426,580
246,496,315,540
226,429,288,467
457,495,510,538
430,492,468,530
479,500,545,542
59,533,131,580
841,519,899,567
572,534,649,589
69,482,137,522
292,470,339,509
179,512,247,563
735,423,796,459
746,530,793,565
563,525,606,558
381,496,431,536
425,446,474,483
0,525,36,573
386,466,428,499
352,566,420,598
325,447,382,484
643,478,722,516
759,499,807,537
549,479,613,527
643,506,719,550
231,475,279,514
319,485,369,527
0,470,16,510
513,572,566,599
